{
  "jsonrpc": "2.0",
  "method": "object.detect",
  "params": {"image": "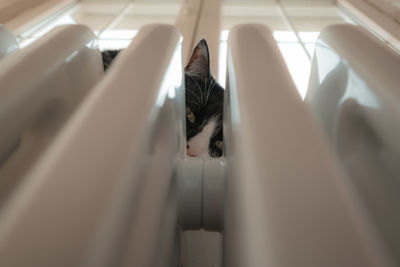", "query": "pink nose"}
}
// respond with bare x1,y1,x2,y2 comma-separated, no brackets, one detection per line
187,145,198,157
